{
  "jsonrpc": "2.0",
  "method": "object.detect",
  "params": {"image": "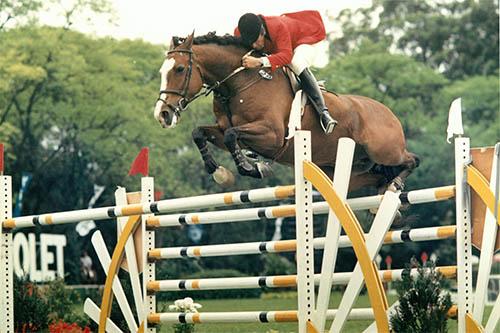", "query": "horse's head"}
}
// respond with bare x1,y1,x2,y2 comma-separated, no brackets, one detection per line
154,32,204,128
